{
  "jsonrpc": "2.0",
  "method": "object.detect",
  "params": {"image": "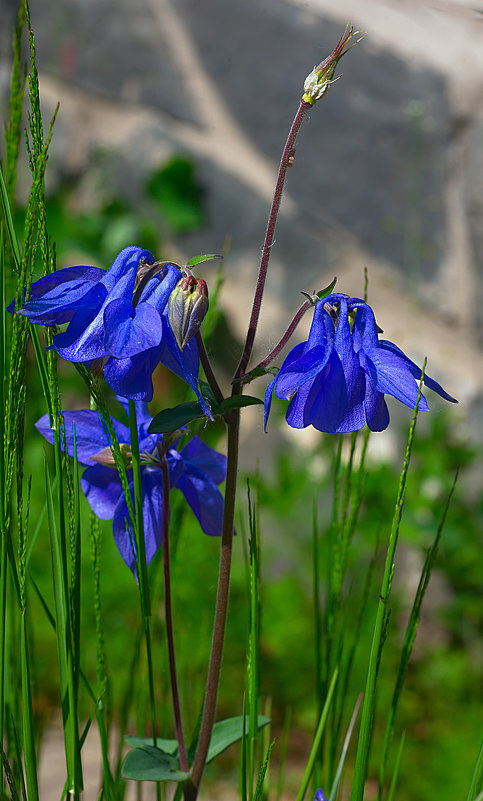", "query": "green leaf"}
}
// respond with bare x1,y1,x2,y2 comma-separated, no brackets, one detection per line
219,395,263,412
186,254,222,268
198,380,219,407
122,746,189,783
123,716,270,782
148,402,207,433
124,736,178,755
315,276,337,299
206,715,270,763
